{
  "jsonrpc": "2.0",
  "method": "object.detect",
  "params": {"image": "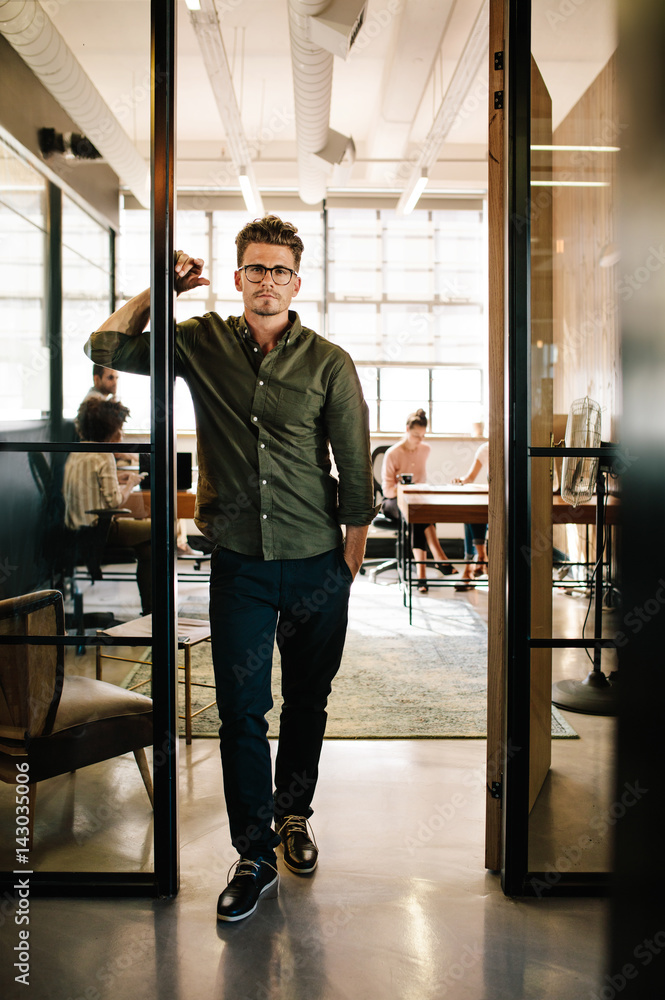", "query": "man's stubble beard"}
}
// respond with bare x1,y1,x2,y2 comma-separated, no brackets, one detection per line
250,294,284,317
